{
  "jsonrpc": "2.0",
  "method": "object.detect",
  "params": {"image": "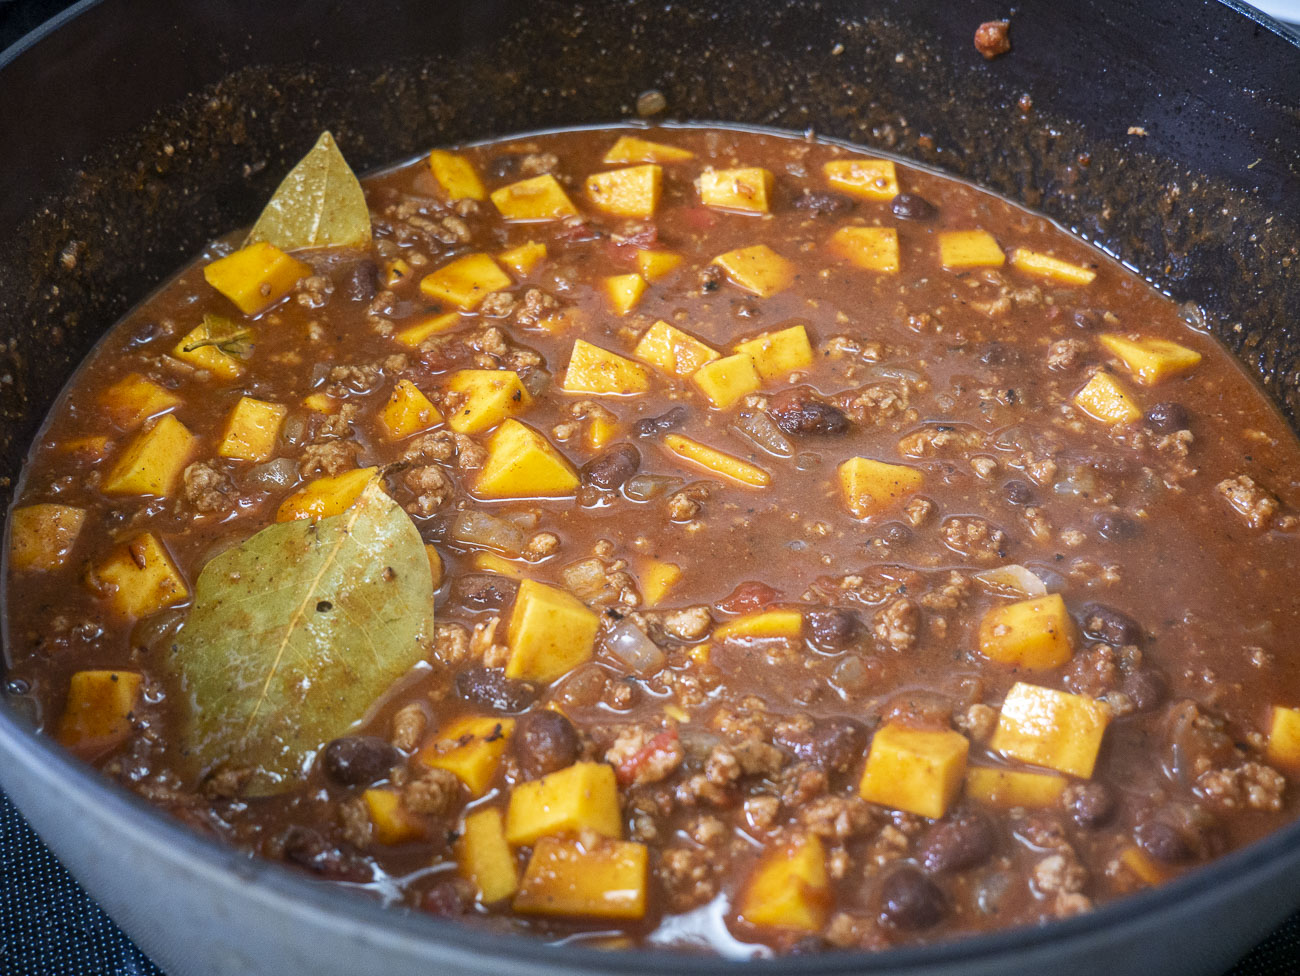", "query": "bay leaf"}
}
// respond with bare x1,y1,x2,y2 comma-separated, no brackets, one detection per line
182,314,254,358
170,480,433,795
245,131,372,251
